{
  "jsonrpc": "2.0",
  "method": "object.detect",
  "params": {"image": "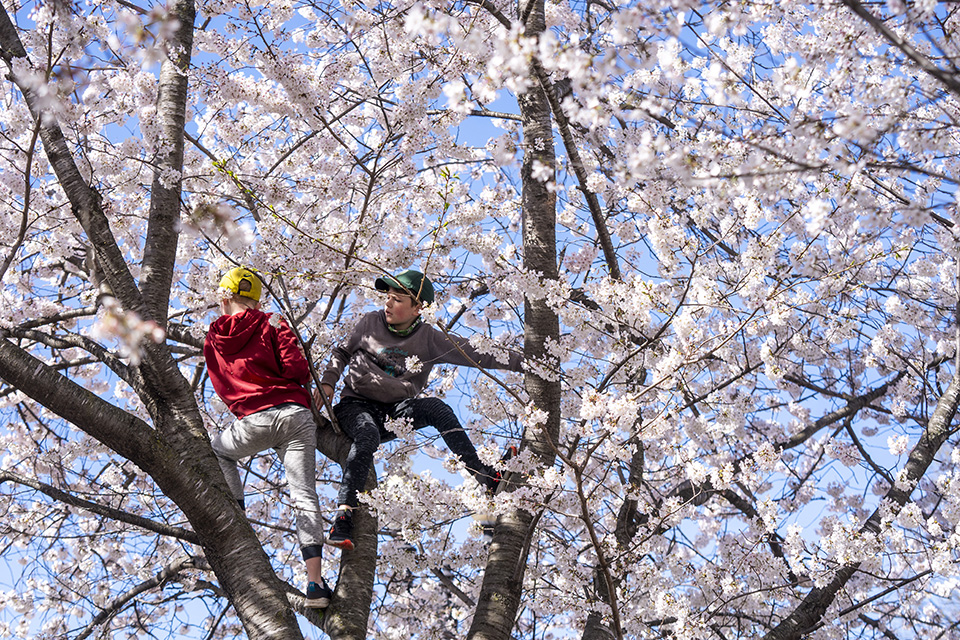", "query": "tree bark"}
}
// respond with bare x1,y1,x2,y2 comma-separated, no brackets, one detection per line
316,426,378,640
467,0,560,636
582,612,616,640
140,0,195,326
